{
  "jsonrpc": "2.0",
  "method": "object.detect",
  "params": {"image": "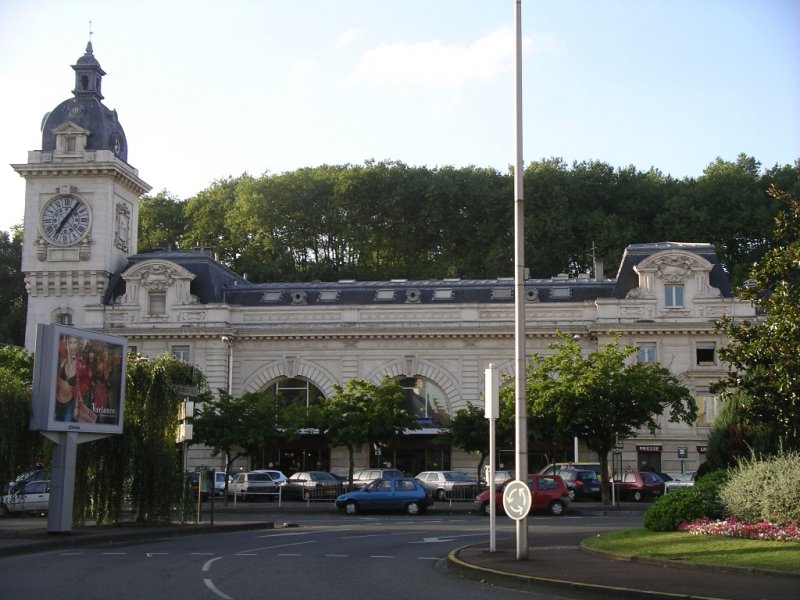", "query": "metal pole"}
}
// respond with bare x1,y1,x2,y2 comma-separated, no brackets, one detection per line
513,0,529,560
